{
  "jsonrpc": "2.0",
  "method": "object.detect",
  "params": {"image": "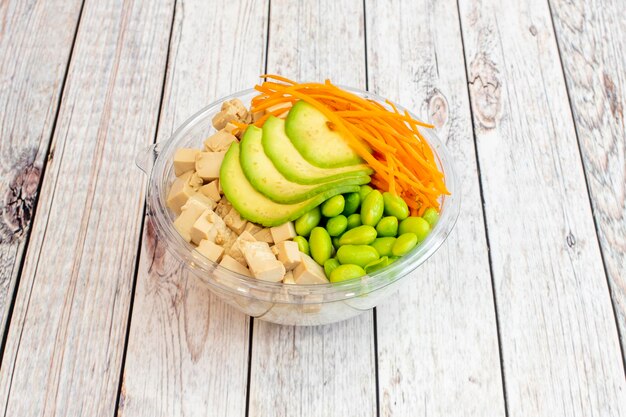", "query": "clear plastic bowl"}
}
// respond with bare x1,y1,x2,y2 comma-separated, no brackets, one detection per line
136,87,460,326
